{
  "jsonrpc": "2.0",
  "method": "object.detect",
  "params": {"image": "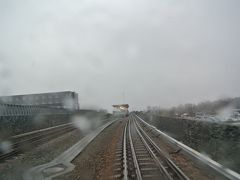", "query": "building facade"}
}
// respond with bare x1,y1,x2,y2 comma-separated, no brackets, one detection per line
0,91,80,110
